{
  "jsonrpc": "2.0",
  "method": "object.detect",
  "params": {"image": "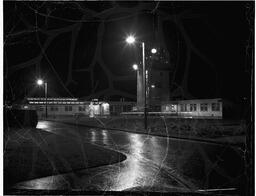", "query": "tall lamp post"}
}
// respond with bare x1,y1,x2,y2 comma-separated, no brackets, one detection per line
37,79,48,119
126,35,157,130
